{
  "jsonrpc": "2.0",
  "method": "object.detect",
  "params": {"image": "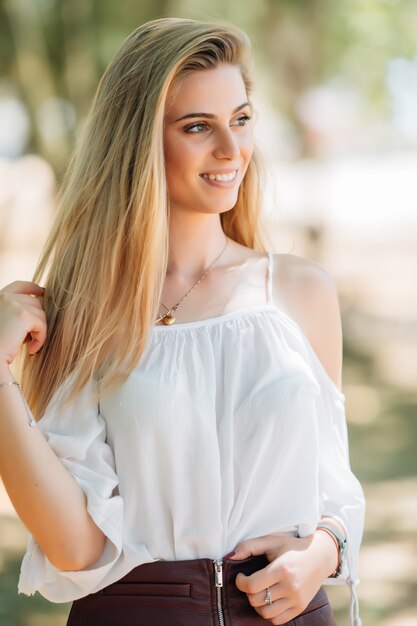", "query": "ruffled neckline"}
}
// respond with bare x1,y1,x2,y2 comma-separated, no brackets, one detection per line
152,305,345,403
152,304,277,331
